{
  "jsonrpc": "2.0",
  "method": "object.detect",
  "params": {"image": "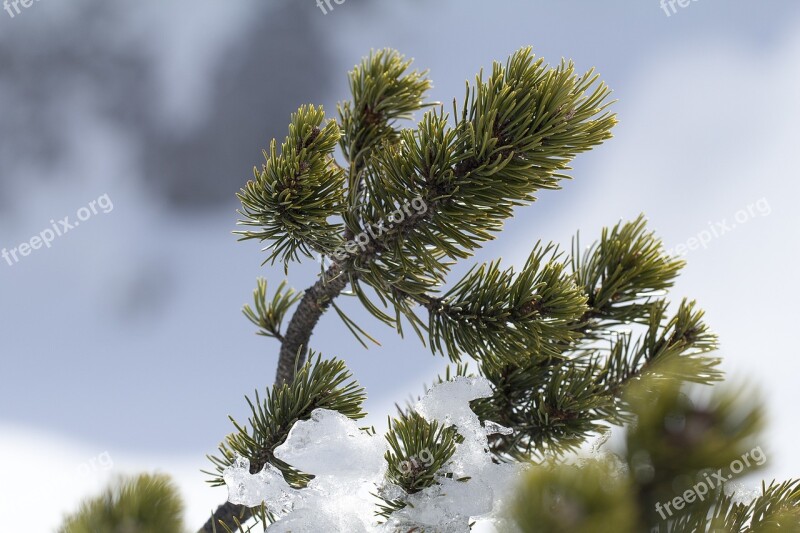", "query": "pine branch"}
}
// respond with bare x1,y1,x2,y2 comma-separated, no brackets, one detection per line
61,474,184,533
505,363,793,532
205,355,366,487
376,412,459,519
275,262,349,385
423,243,588,364
468,218,722,461
624,366,765,529
204,46,617,531
236,105,346,266
572,214,685,334
649,479,800,532
198,502,254,533
345,48,616,338
511,458,639,532
594,298,722,404
199,356,365,533
242,278,302,342
338,48,433,176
